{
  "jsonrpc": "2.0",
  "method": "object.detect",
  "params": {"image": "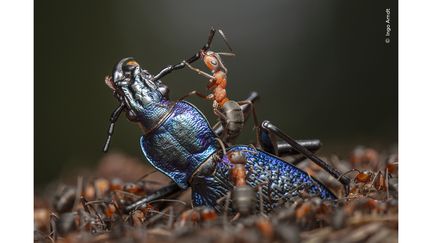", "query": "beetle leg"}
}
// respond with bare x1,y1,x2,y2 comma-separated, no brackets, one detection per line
103,102,126,152
152,62,186,81
261,120,350,196
124,183,182,213
259,129,322,158
185,28,216,63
